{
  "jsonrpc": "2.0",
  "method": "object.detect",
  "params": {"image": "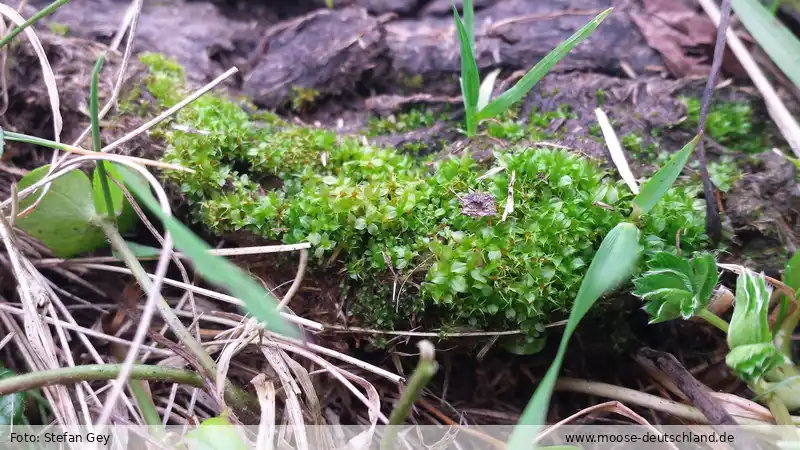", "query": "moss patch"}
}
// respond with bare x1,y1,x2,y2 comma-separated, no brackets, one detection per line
141,53,709,335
